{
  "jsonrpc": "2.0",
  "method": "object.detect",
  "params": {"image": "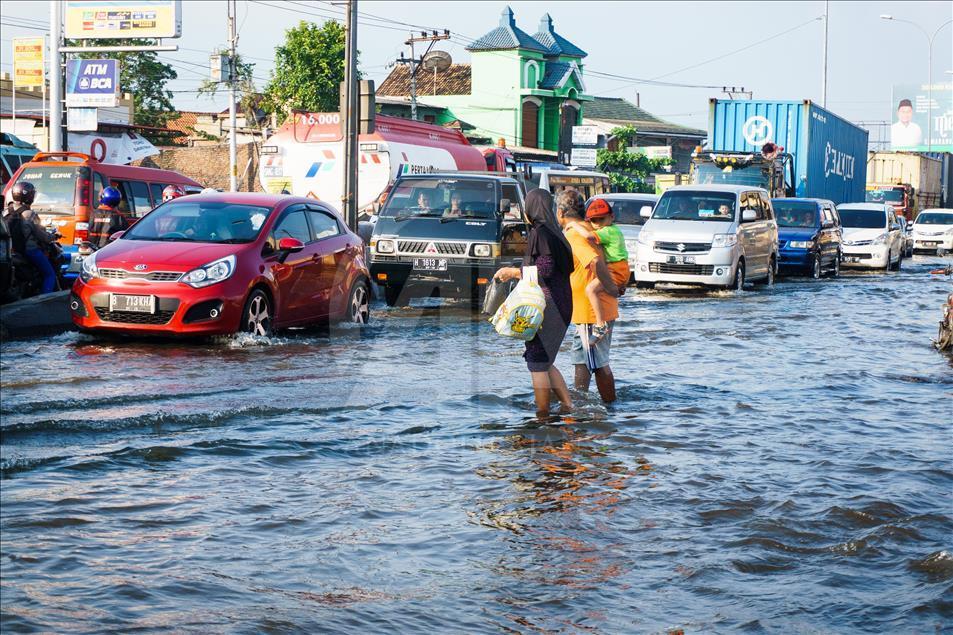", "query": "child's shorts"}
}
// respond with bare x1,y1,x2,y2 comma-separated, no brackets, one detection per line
607,260,631,287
